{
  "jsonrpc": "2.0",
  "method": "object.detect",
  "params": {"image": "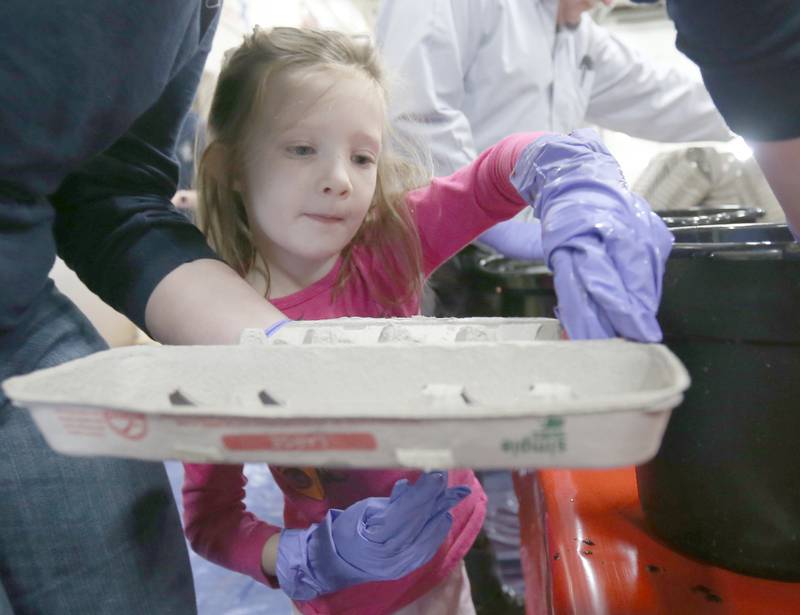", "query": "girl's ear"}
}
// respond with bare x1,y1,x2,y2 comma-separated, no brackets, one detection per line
202,142,243,191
